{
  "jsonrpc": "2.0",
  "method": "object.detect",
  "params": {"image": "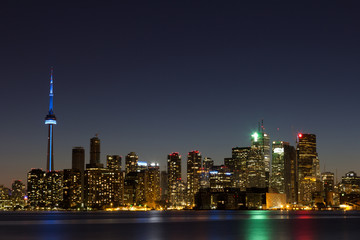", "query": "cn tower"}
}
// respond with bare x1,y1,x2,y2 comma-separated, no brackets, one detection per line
44,68,57,172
